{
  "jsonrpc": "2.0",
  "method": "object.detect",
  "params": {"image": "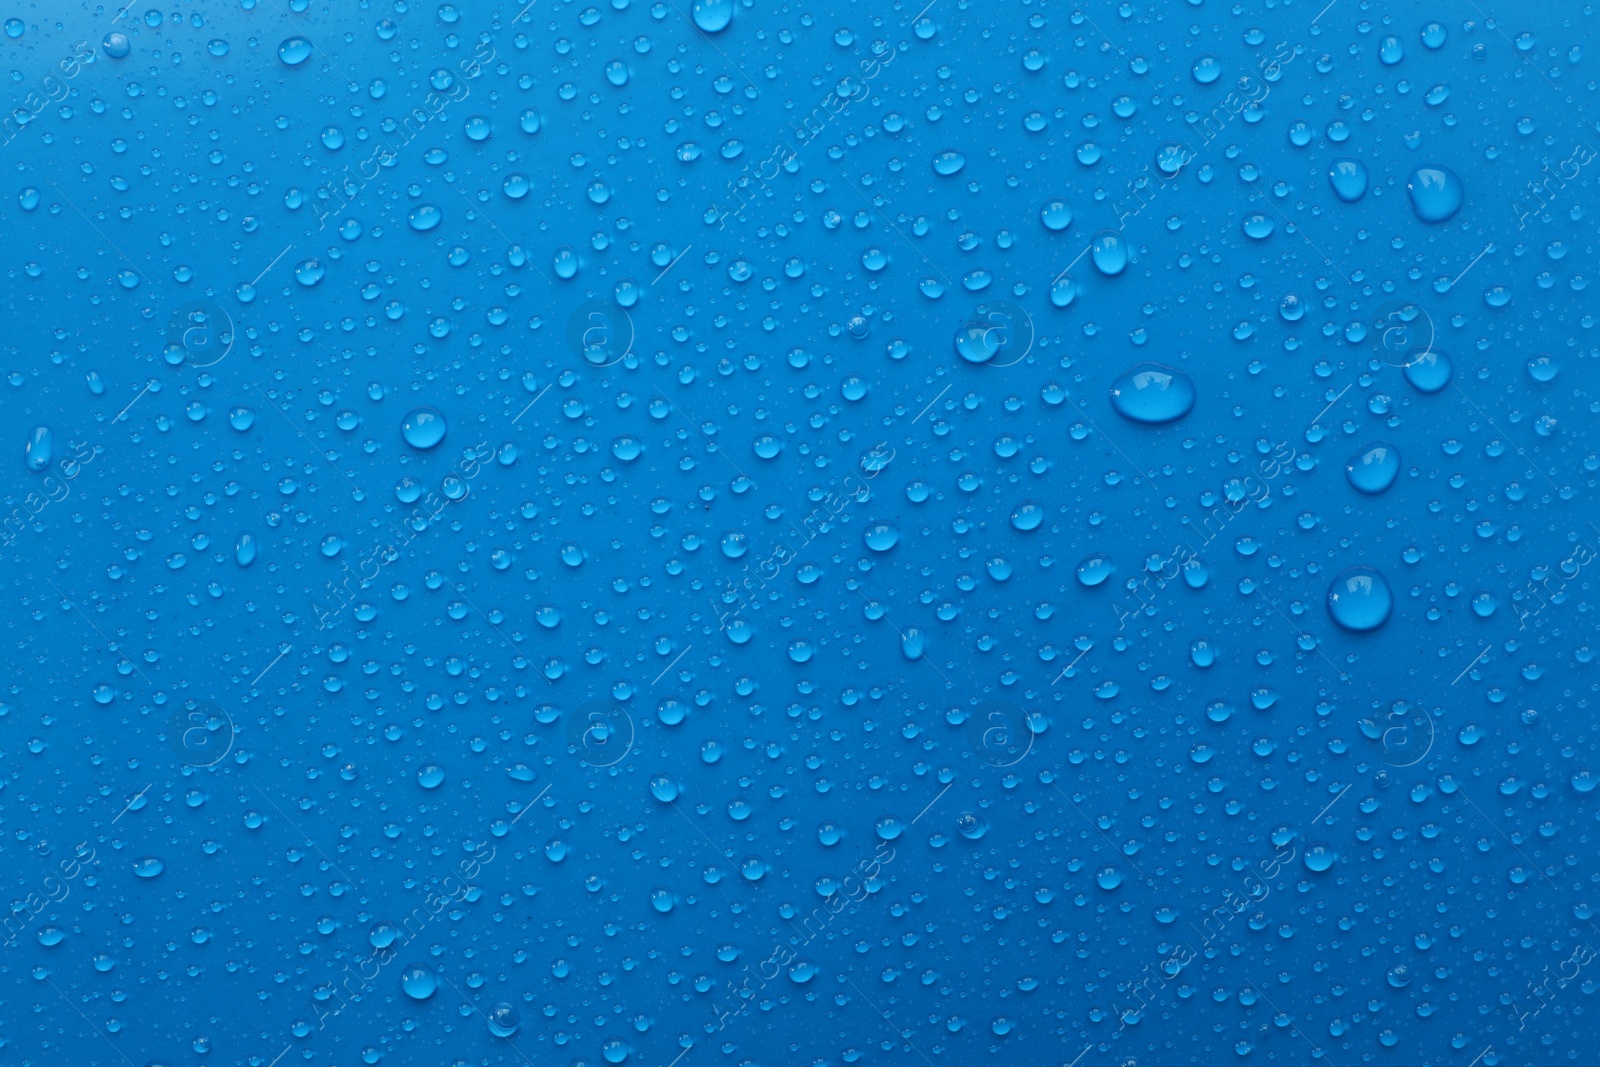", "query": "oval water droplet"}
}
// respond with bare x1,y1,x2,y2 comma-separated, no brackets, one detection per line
1406,165,1463,223
1090,230,1128,276
1109,363,1195,424
278,36,313,66
690,0,733,32
1344,443,1400,494
401,407,447,449
1039,199,1073,232
401,963,439,999
1402,349,1452,393
1076,555,1113,587
864,522,900,552
1327,566,1394,632
1327,158,1368,203
24,426,52,471
407,204,442,231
